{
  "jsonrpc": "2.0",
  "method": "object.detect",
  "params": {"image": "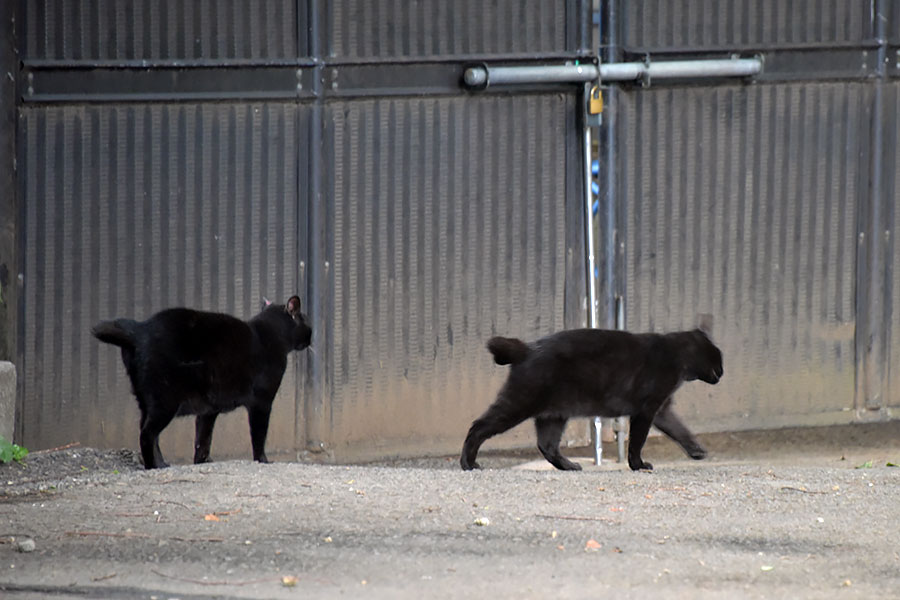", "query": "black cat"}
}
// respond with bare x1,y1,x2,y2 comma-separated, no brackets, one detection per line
460,328,723,472
93,297,312,469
